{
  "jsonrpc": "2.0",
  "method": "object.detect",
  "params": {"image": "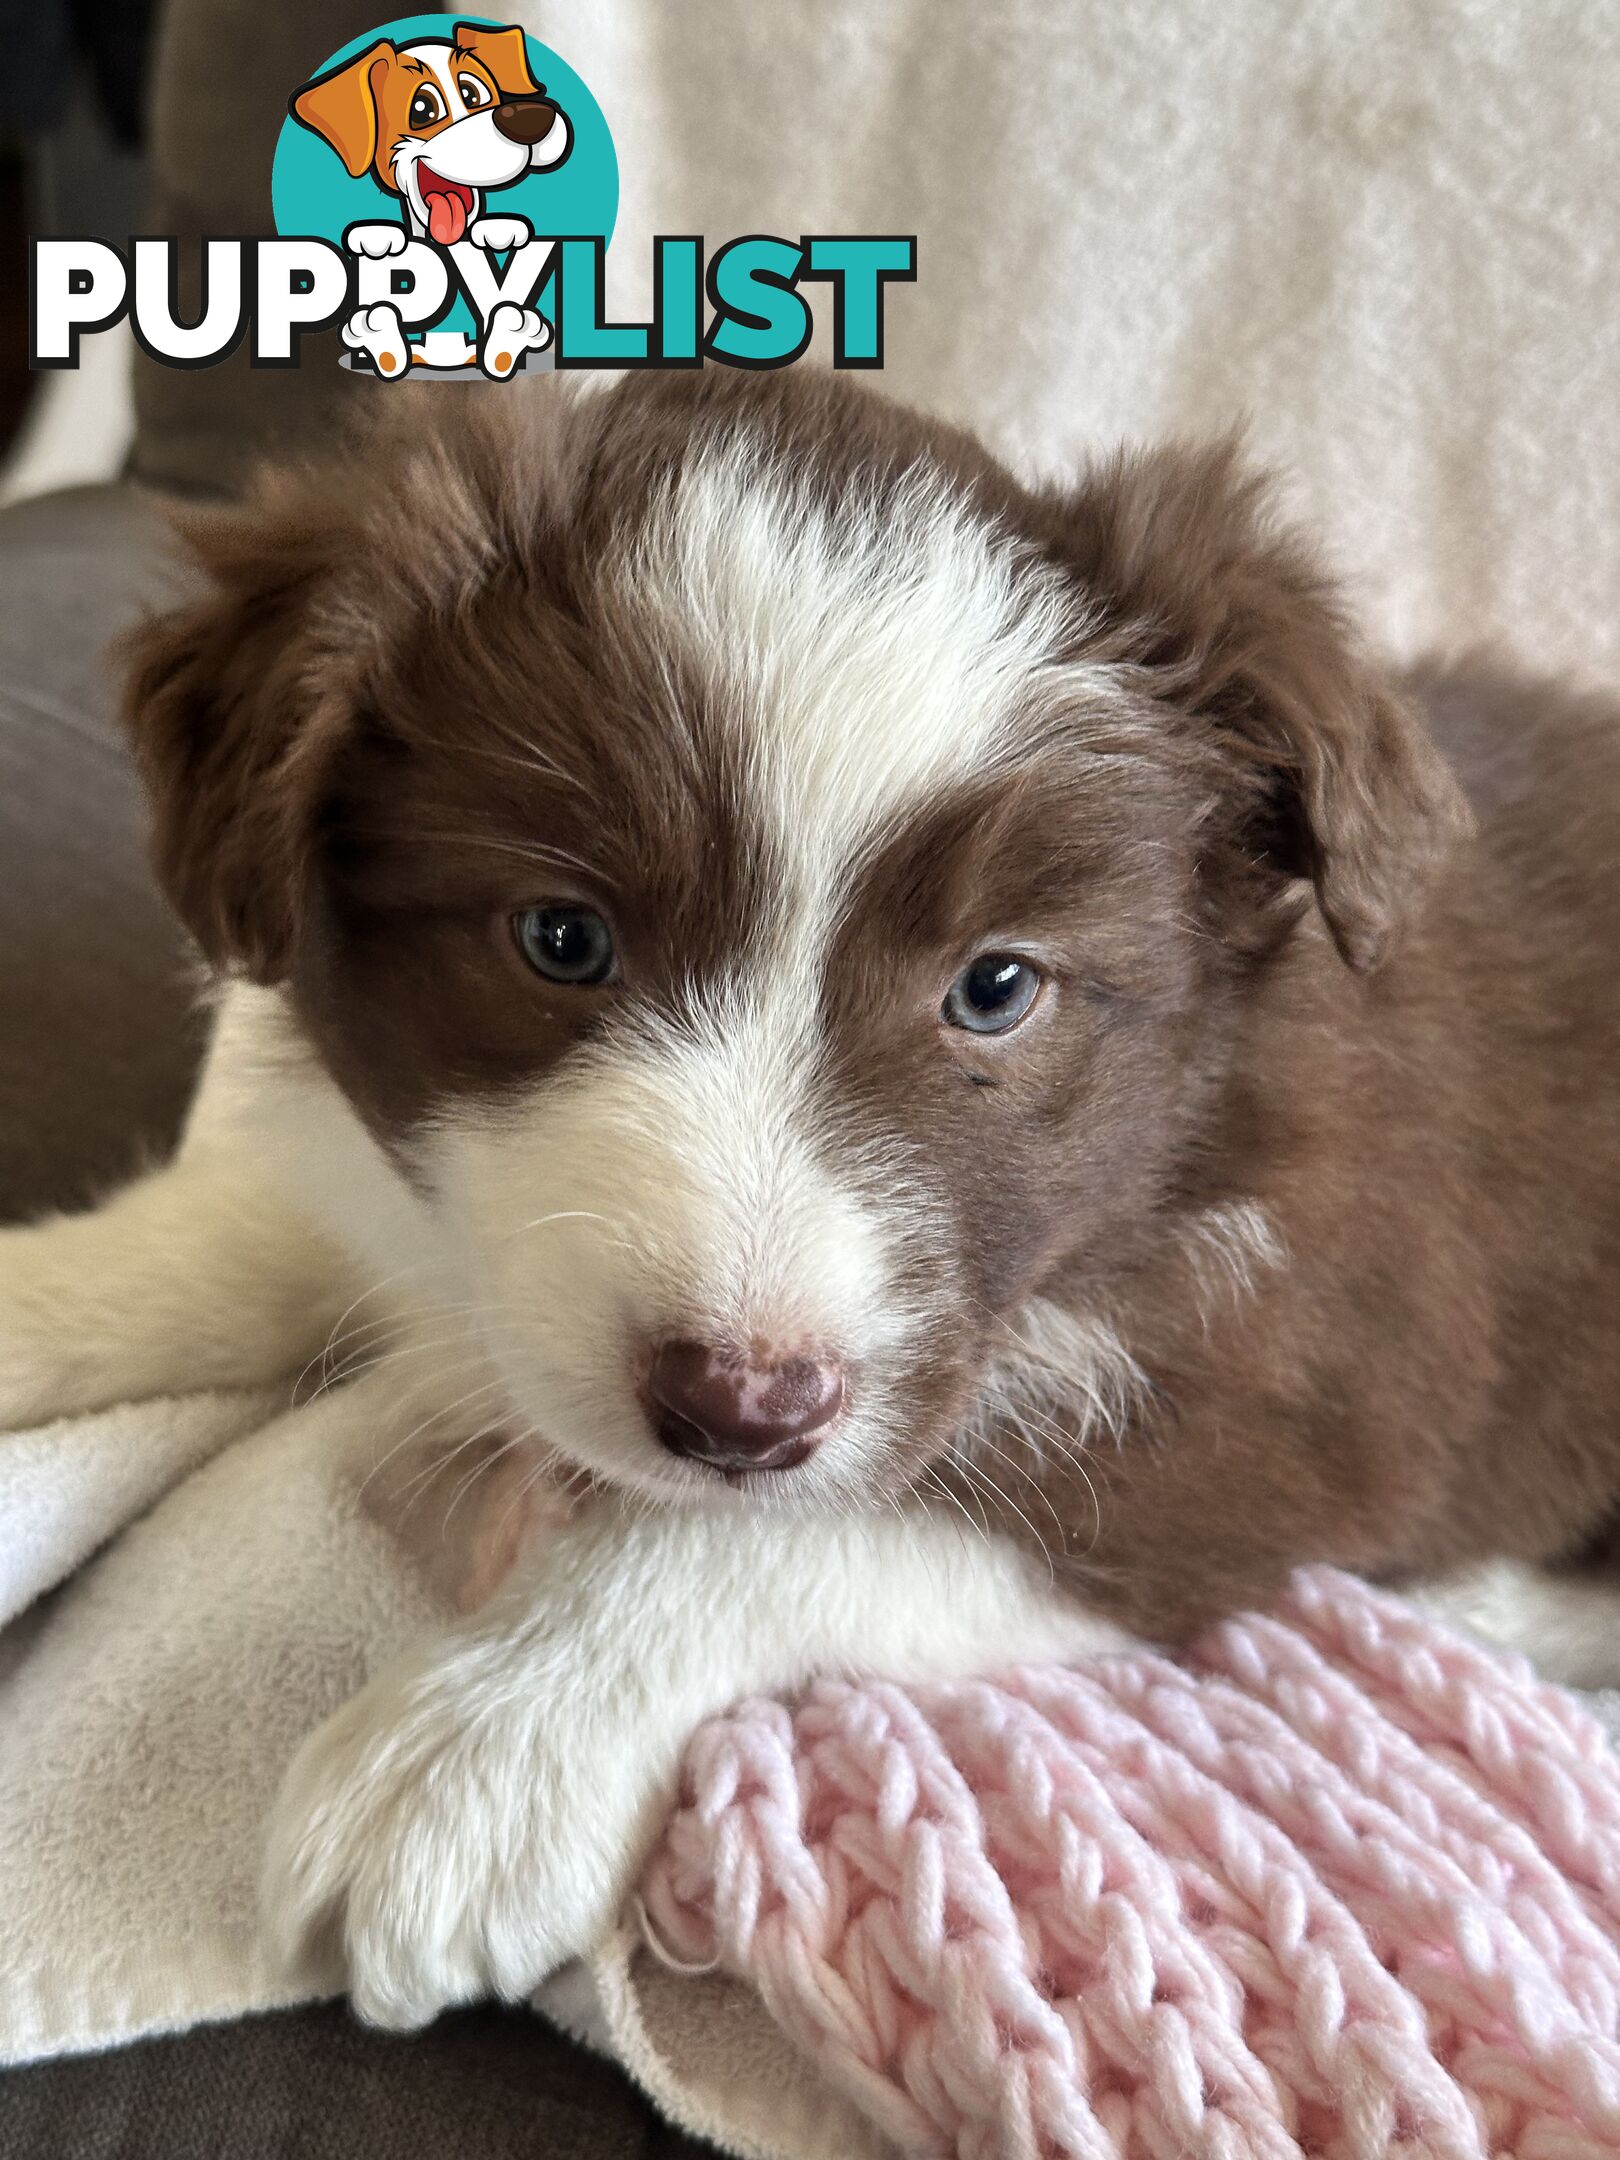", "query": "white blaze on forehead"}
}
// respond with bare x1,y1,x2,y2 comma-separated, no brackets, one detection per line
534,444,1087,1379
620,444,1079,926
